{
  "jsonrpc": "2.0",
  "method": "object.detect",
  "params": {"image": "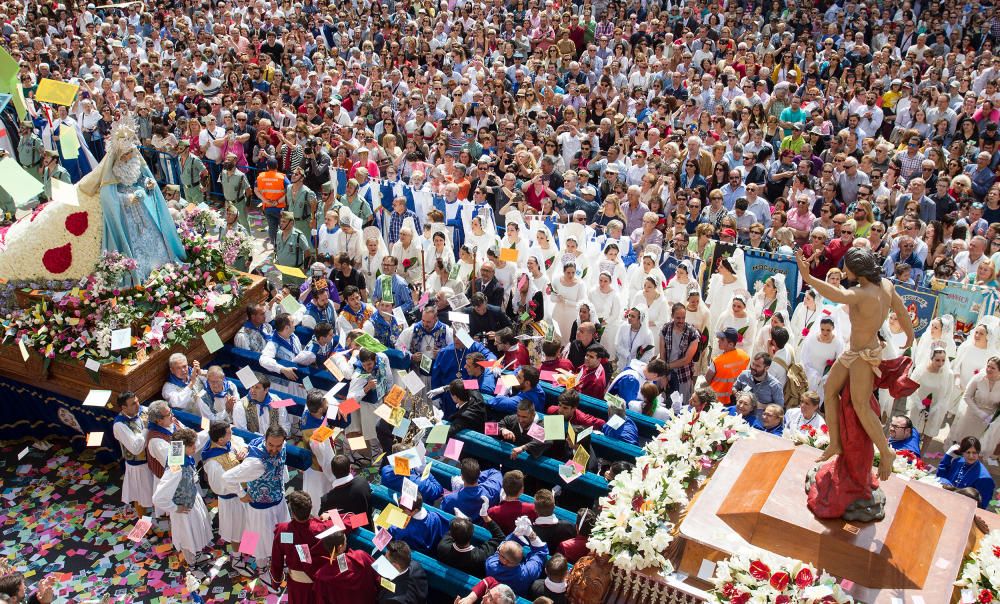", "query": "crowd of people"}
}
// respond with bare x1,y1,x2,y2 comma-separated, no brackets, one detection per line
4,0,1000,600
